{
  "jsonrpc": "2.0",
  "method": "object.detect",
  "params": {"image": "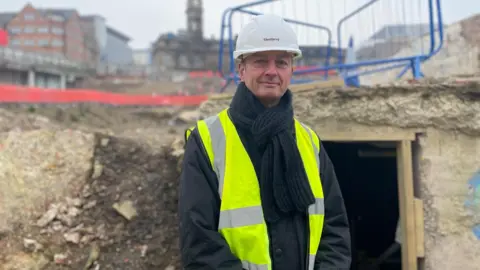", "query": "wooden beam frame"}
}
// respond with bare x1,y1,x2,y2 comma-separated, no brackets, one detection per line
318,130,419,142
397,140,417,270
